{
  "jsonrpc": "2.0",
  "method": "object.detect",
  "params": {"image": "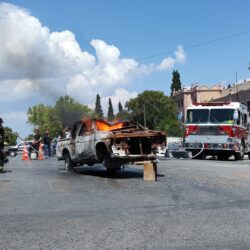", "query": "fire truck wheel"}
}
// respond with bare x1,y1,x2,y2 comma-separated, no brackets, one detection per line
234,143,244,161
192,153,206,160
217,155,229,161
